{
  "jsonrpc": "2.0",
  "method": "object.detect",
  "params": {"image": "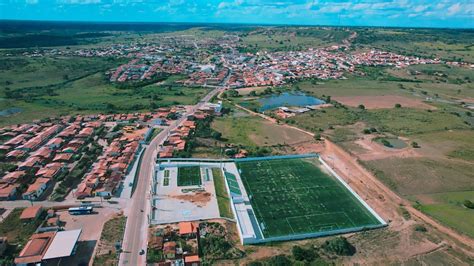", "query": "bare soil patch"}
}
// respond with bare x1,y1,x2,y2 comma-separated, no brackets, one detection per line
353,135,420,161
172,191,212,207
334,95,436,110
